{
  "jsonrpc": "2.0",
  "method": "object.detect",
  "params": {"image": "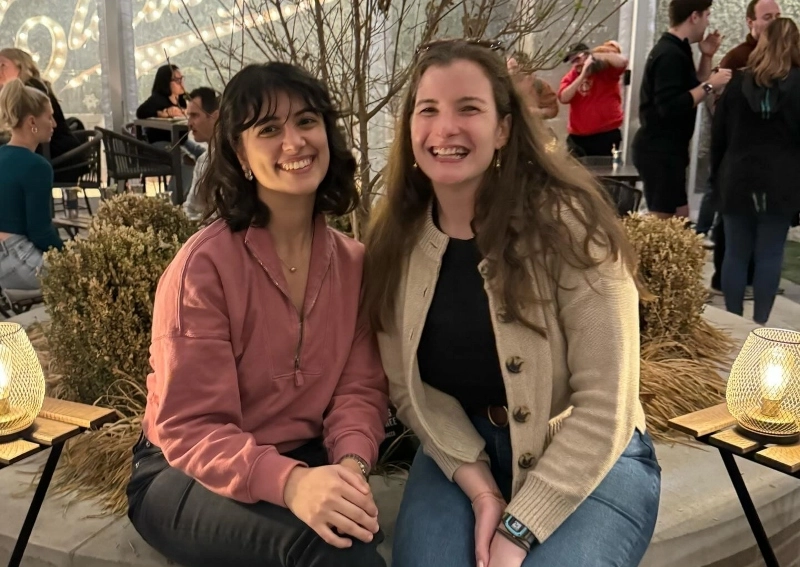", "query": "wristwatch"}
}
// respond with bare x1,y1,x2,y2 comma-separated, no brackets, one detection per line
702,82,714,95
496,513,537,552
339,454,369,479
